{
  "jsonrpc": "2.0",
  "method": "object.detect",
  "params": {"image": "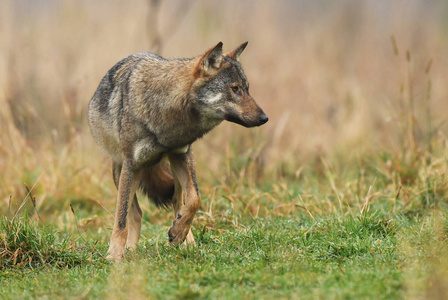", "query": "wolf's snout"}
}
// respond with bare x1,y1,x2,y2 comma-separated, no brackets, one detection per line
259,113,269,125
